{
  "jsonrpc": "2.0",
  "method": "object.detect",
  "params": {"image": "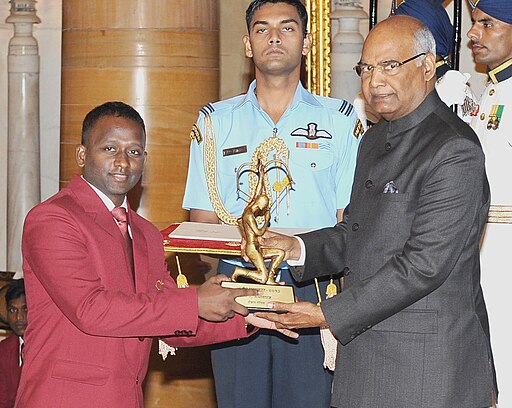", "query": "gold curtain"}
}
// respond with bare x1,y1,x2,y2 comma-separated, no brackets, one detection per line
305,0,331,96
